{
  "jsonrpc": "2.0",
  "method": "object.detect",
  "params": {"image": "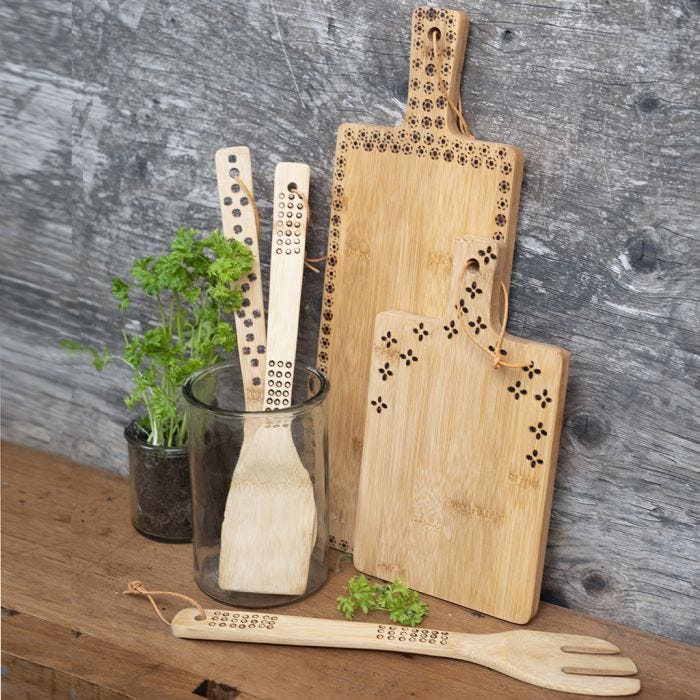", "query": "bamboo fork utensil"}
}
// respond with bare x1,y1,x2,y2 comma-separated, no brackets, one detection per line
171,608,640,696
218,163,315,595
